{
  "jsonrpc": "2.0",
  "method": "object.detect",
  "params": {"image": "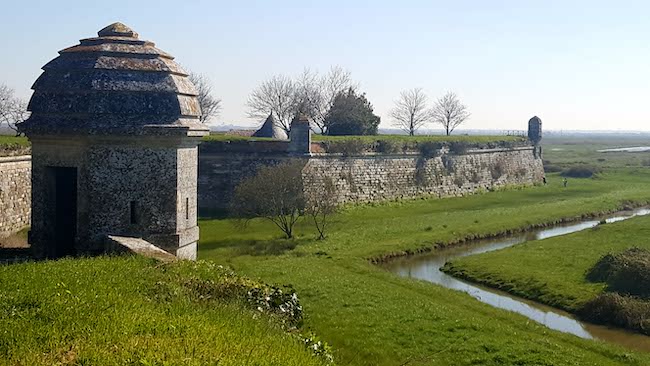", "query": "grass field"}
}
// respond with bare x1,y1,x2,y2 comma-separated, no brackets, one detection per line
0,256,328,366
443,215,650,313
198,169,650,365
543,135,650,169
